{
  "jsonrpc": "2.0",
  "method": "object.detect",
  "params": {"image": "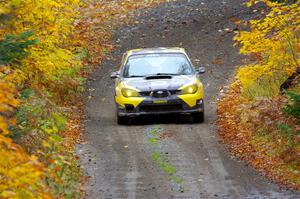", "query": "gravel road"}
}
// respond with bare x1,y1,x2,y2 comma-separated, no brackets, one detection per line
77,0,299,198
